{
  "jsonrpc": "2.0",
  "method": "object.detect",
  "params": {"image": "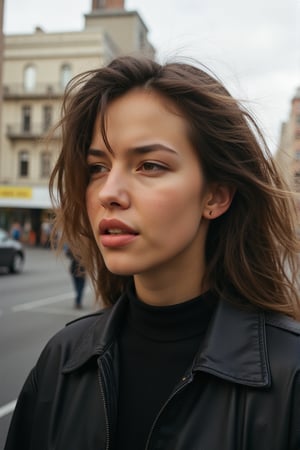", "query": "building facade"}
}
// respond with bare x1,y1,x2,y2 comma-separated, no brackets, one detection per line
275,87,300,221
0,0,155,243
